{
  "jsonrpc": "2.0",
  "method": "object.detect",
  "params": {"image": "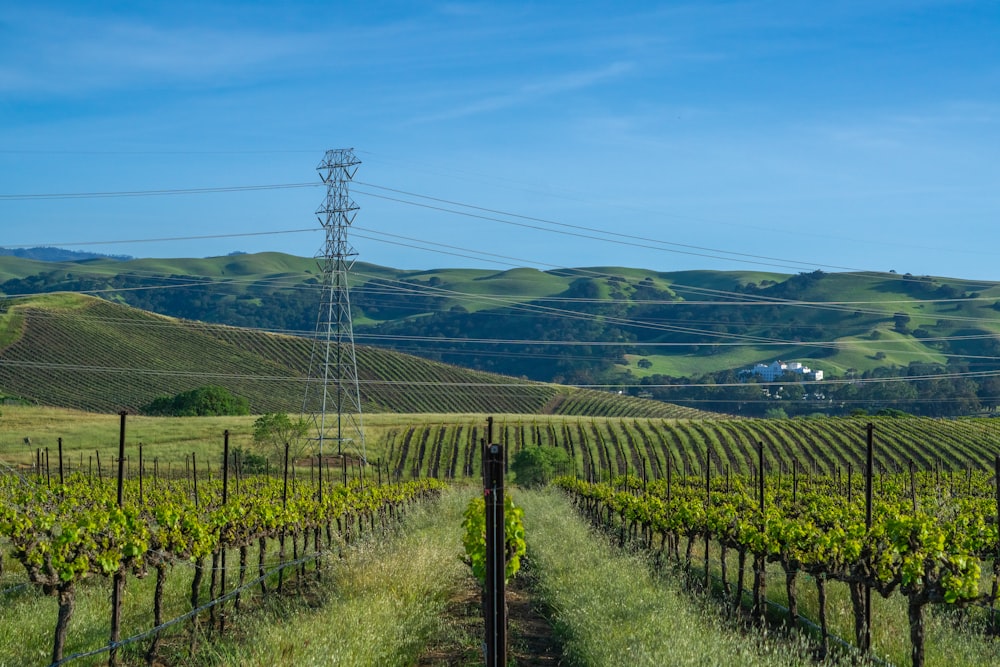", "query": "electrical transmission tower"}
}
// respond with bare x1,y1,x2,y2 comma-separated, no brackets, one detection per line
303,148,366,468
